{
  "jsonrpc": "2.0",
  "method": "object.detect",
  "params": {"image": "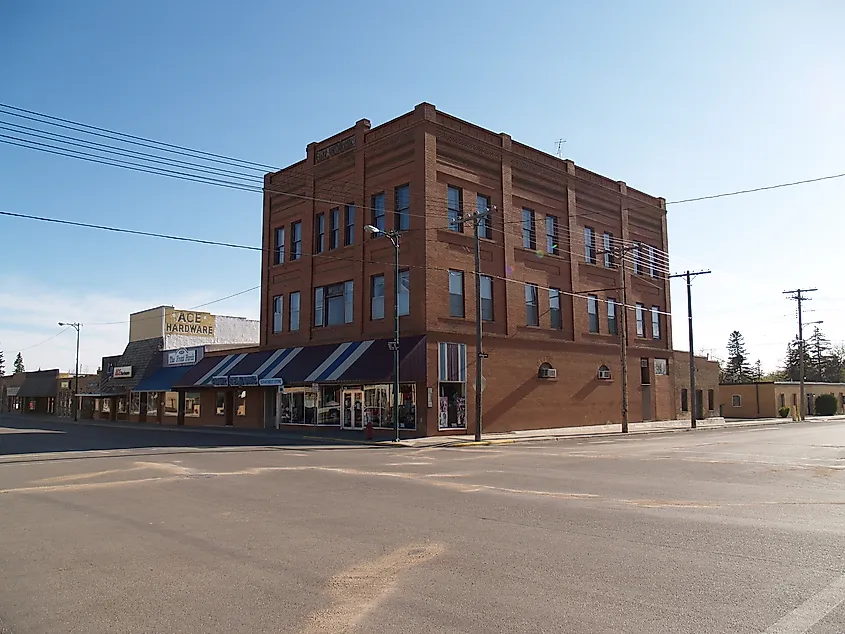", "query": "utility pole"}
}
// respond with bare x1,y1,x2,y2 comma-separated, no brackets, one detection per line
58,322,81,421
669,271,711,429
784,288,817,421
459,205,492,442
609,243,640,434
